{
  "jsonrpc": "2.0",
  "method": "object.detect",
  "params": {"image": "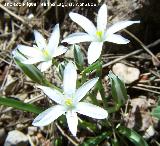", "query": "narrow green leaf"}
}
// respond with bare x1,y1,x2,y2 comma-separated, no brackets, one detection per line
58,62,66,80
74,45,84,71
14,57,62,92
108,71,128,108
111,139,120,146
53,137,63,146
14,57,46,85
118,126,148,146
80,132,111,146
151,106,160,119
0,97,44,114
79,119,97,131
82,61,102,74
